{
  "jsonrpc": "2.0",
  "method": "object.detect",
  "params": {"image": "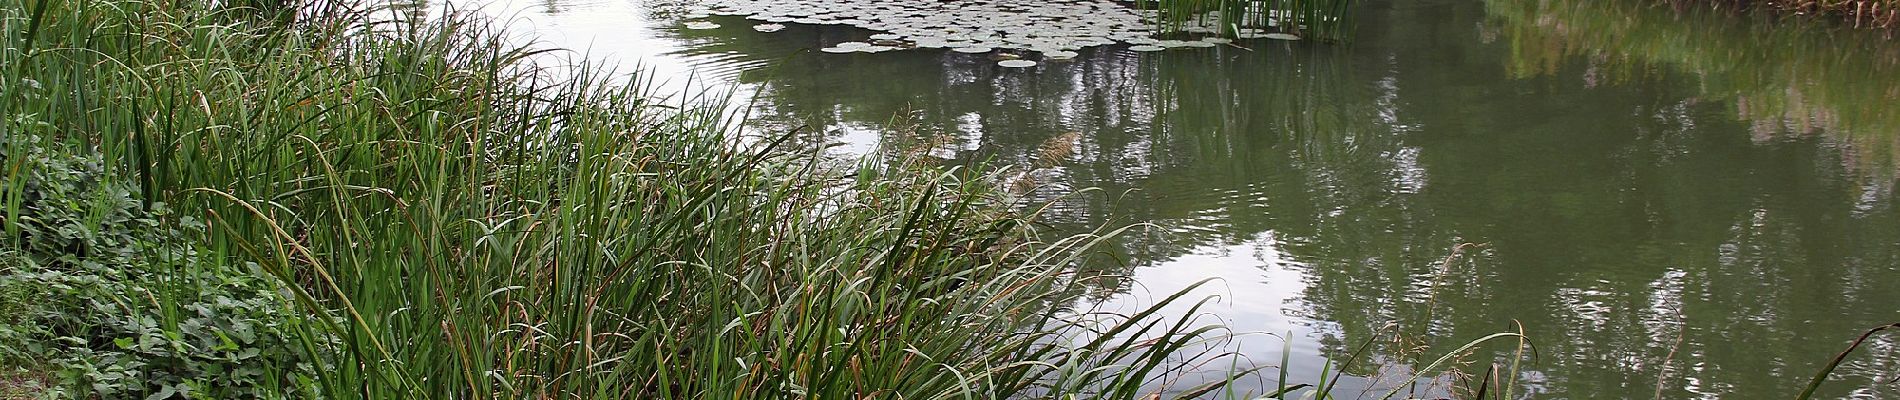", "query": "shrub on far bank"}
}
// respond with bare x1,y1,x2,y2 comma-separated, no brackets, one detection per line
1661,0,1899,29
